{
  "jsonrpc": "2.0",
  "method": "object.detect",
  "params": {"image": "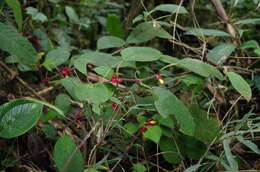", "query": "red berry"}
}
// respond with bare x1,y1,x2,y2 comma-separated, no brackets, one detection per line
155,74,161,80
140,127,147,134
111,75,122,84
42,77,50,83
61,66,74,77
